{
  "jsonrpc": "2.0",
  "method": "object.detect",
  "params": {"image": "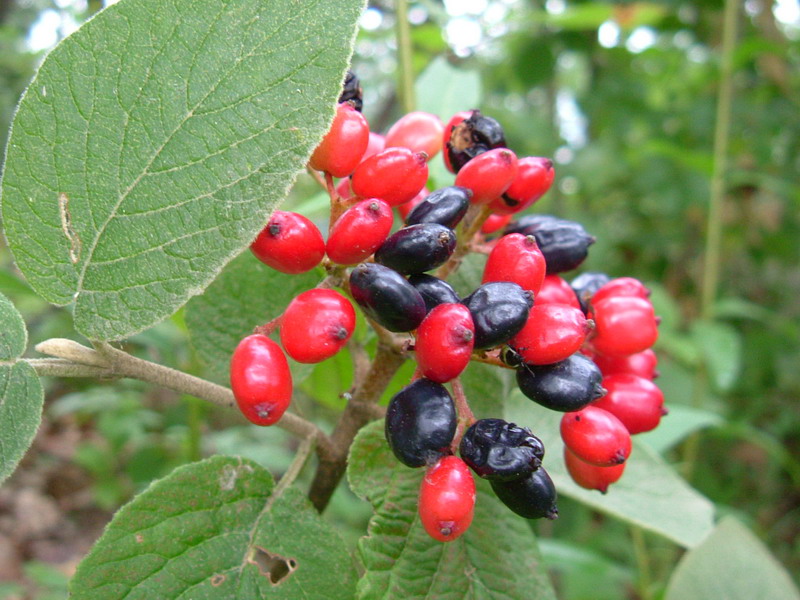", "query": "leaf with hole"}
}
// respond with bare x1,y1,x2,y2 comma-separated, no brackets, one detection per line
1,0,365,340
69,455,357,599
